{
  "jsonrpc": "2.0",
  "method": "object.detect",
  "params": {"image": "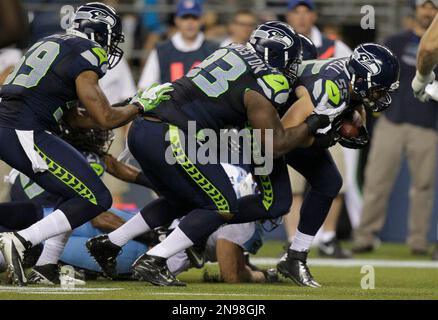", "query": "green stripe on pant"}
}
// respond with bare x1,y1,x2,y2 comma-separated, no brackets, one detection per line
168,124,232,219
